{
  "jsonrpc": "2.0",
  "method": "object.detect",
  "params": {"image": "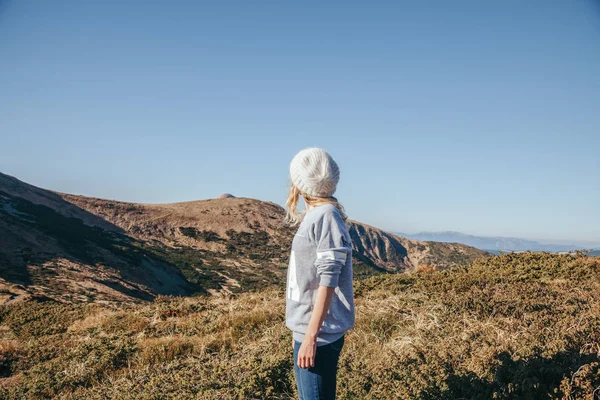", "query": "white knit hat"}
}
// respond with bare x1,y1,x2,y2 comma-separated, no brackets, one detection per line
289,148,340,197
